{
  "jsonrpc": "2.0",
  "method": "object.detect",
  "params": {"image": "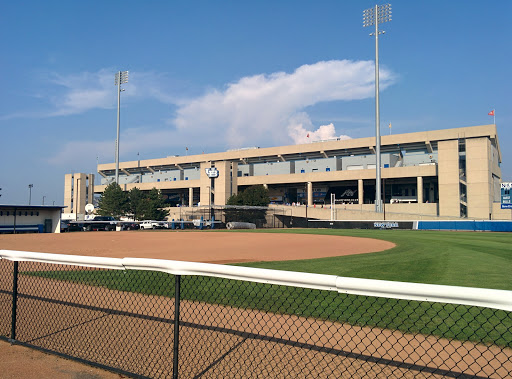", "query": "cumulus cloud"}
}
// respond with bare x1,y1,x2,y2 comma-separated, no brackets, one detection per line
174,59,395,147
287,113,352,144
48,60,396,166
